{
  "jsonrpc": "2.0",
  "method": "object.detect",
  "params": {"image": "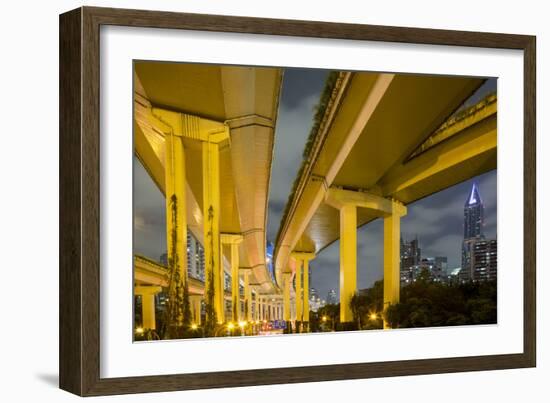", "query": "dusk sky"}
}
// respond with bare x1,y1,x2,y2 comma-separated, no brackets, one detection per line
134,67,497,301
